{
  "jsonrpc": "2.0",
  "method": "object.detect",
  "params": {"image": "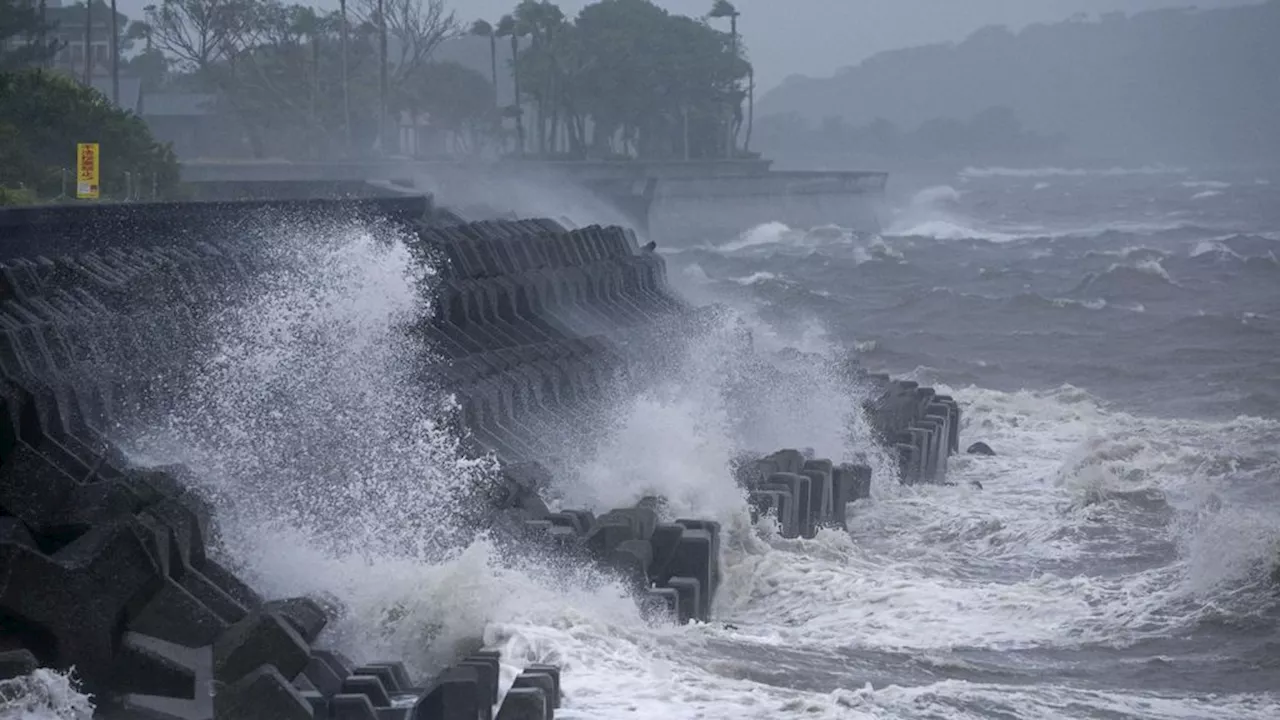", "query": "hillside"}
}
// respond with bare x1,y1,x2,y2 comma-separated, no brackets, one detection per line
756,1,1280,167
